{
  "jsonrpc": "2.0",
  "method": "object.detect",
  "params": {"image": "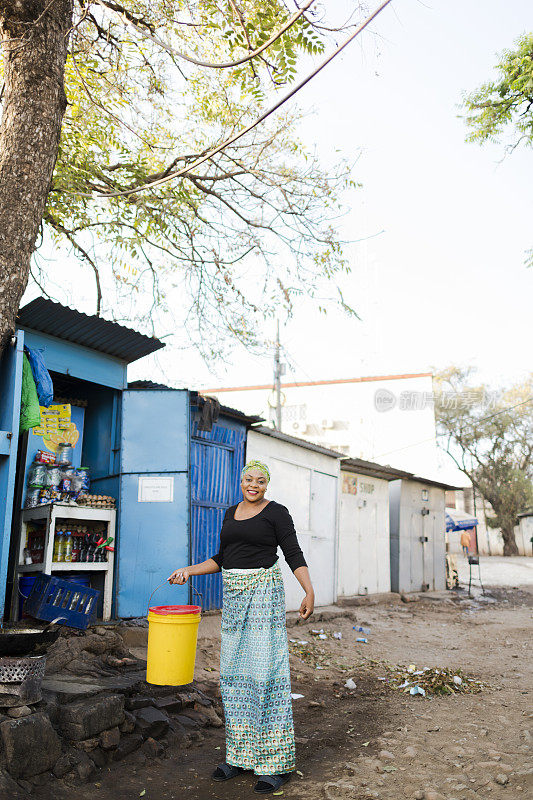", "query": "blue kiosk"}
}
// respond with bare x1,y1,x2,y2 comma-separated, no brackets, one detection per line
0,299,256,622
